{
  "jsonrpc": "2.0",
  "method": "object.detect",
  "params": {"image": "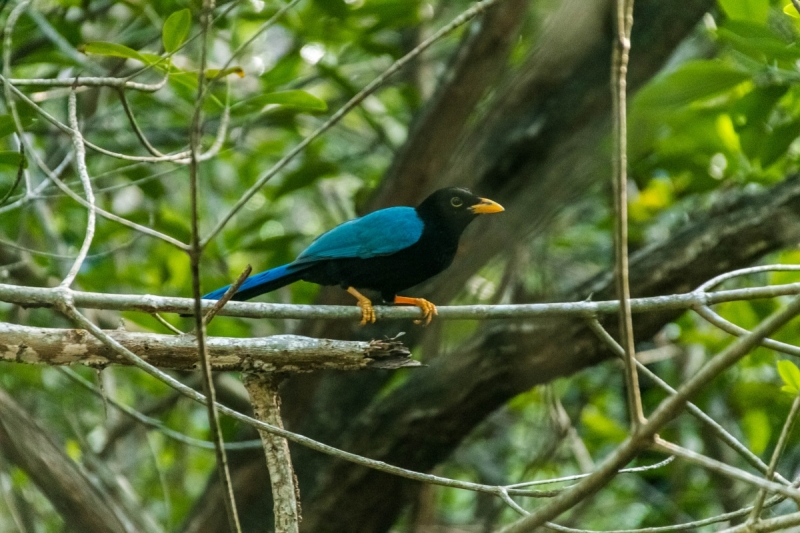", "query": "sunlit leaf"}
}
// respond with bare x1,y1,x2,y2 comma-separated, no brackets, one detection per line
163,9,191,53
784,2,800,18
777,360,800,394
82,41,146,62
719,0,770,24
633,60,750,109
236,90,328,113
206,67,245,79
